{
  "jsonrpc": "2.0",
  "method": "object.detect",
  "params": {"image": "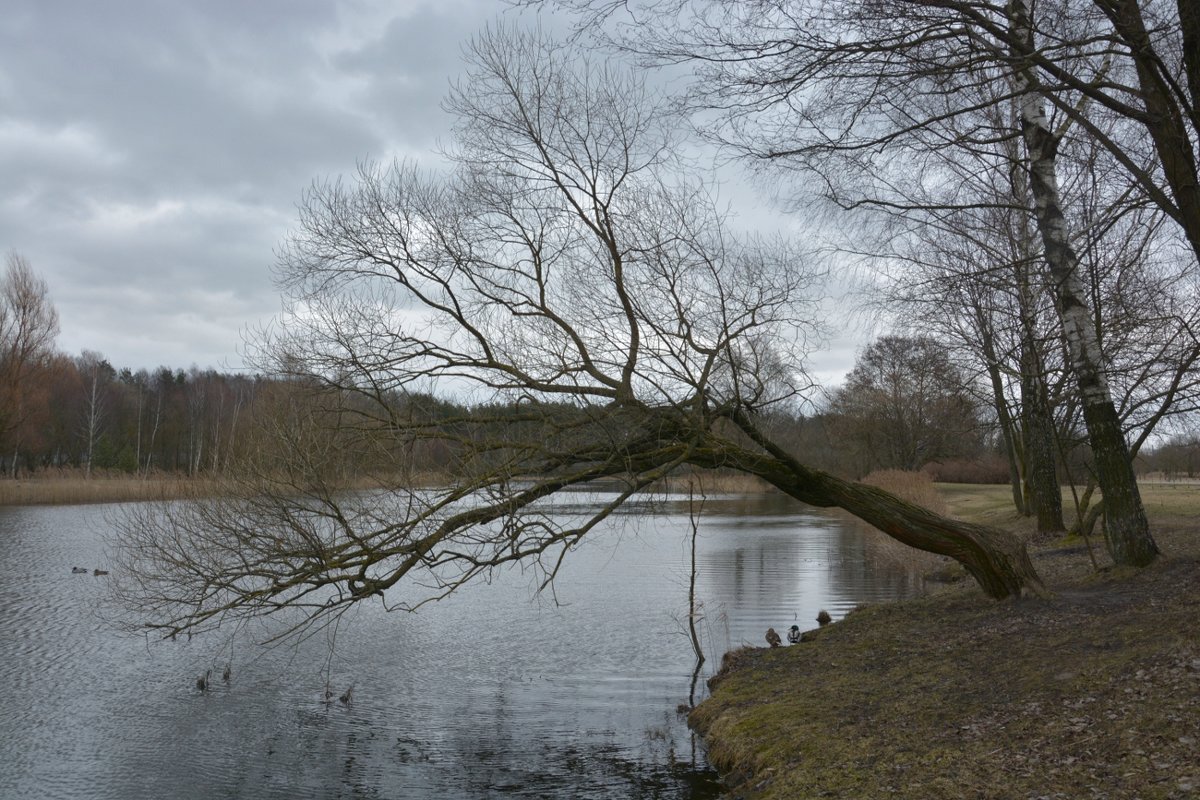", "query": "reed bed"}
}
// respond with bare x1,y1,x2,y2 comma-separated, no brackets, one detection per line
849,469,952,578
653,471,773,495
0,472,211,506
